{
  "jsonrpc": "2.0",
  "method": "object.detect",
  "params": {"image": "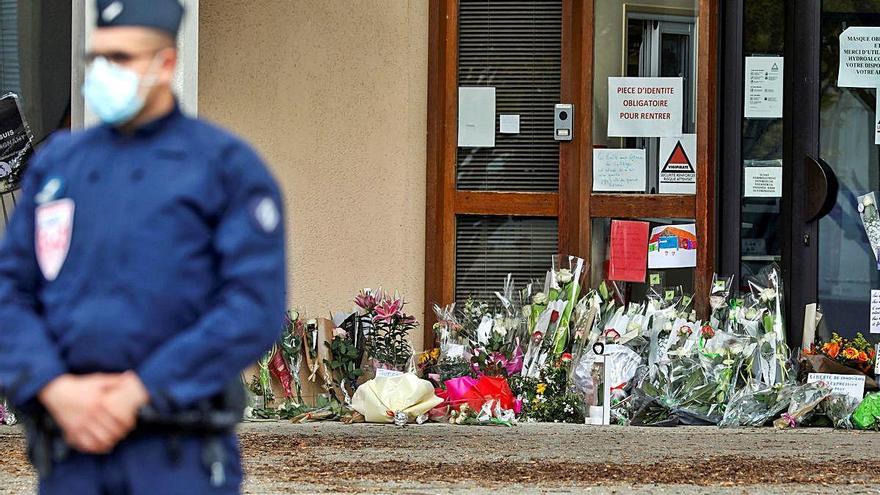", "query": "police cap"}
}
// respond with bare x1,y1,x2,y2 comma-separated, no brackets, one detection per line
96,0,184,38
